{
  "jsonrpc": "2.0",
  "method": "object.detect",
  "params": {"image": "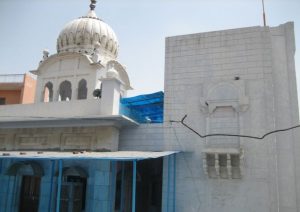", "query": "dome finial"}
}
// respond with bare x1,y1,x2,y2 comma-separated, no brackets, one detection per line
90,0,97,10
